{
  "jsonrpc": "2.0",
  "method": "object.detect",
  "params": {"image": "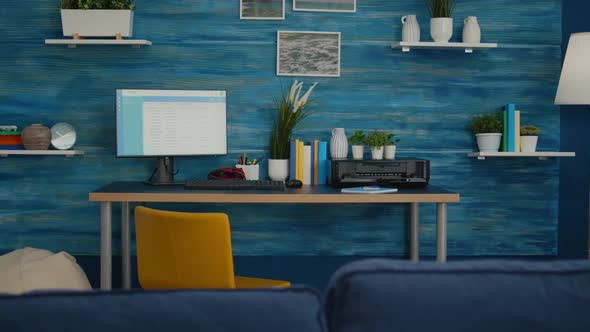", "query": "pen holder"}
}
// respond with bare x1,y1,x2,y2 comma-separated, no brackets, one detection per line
235,164,259,180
